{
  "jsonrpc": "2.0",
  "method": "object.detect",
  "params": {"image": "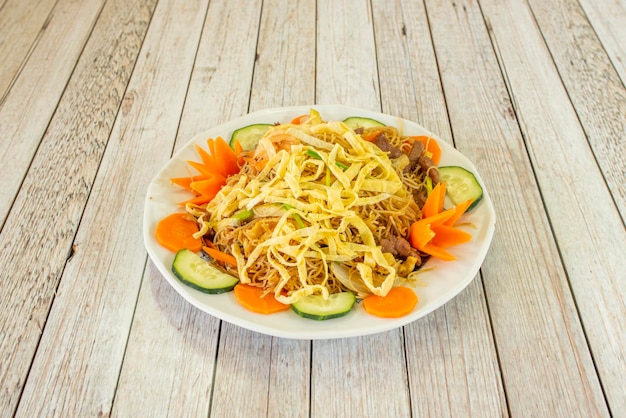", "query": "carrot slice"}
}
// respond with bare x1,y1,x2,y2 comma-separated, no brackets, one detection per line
422,181,446,218
190,177,224,198
444,199,473,226
290,114,309,124
431,224,472,248
155,212,202,253
233,283,290,314
203,246,237,267
360,129,382,142
171,175,208,192
214,136,239,177
207,138,216,158
362,287,418,318
186,160,213,177
195,144,215,167
420,242,456,261
408,220,436,249
411,136,442,165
